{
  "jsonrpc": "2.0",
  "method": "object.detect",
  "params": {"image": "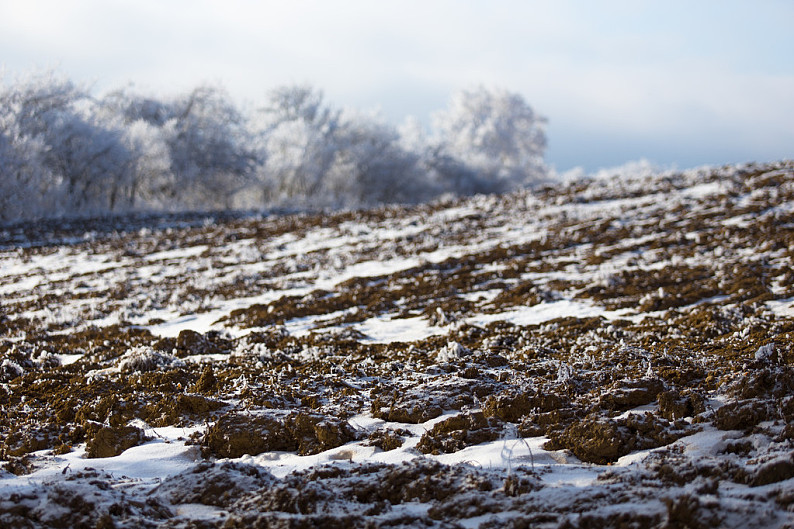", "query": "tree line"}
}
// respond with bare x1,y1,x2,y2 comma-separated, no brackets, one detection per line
0,72,548,223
